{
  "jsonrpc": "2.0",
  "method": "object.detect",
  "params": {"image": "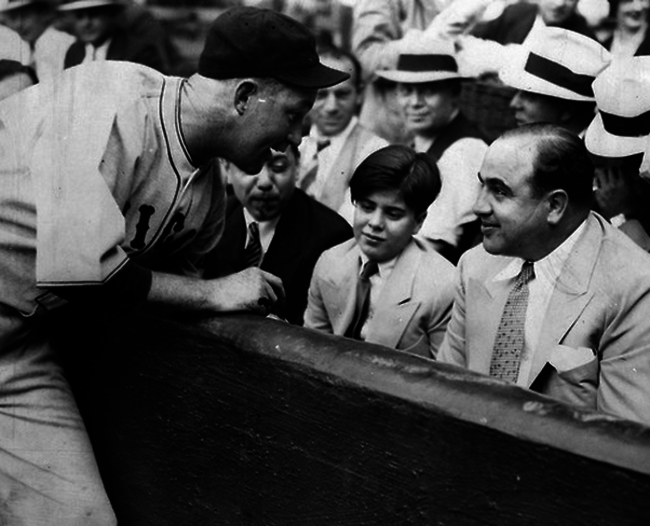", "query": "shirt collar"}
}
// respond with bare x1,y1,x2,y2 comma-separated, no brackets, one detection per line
359,251,398,279
309,116,358,147
160,77,197,174
493,219,588,283
243,208,280,234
